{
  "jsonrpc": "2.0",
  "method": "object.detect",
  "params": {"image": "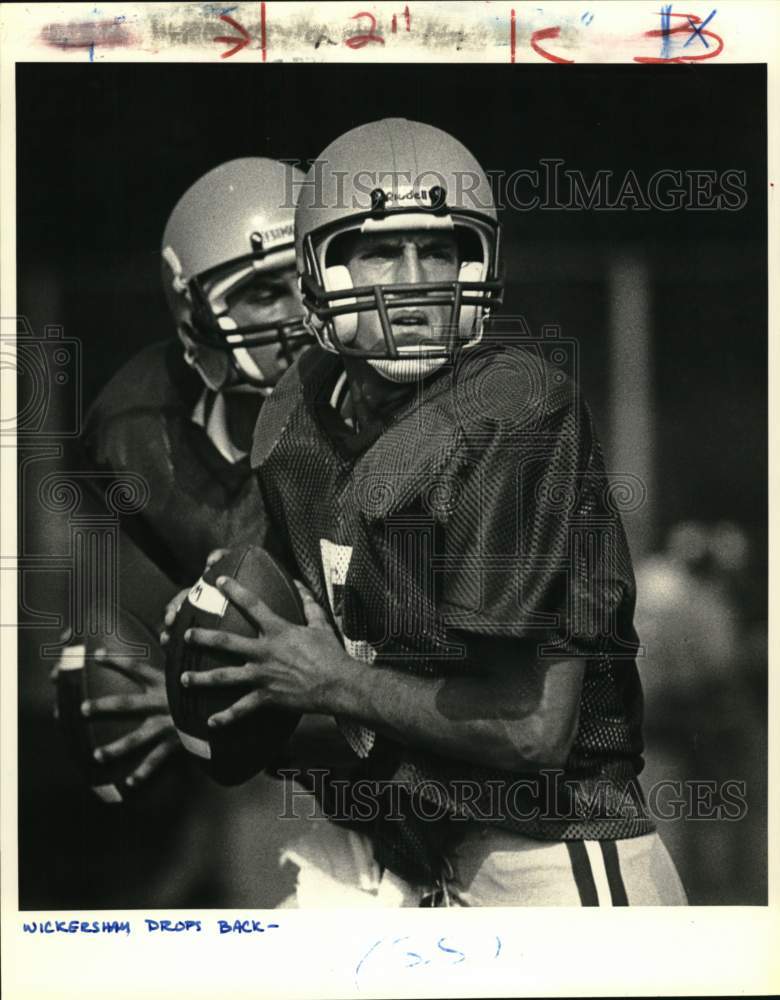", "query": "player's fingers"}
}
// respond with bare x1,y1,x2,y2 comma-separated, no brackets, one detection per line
94,647,155,677
294,580,330,628
215,576,285,633
93,715,171,762
184,627,263,658
133,662,165,685
126,735,179,787
181,663,258,688
93,647,130,667
82,693,166,717
163,587,190,628
131,686,168,711
205,547,229,568
207,690,268,728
